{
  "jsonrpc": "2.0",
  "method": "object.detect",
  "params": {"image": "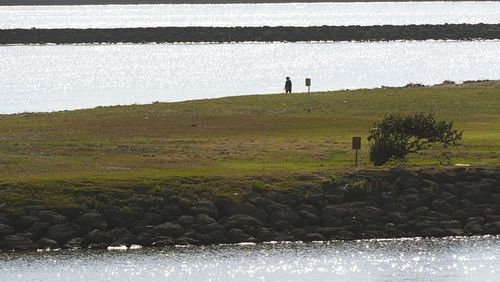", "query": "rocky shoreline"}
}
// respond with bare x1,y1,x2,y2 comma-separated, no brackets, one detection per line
1,166,500,251
1,24,500,45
